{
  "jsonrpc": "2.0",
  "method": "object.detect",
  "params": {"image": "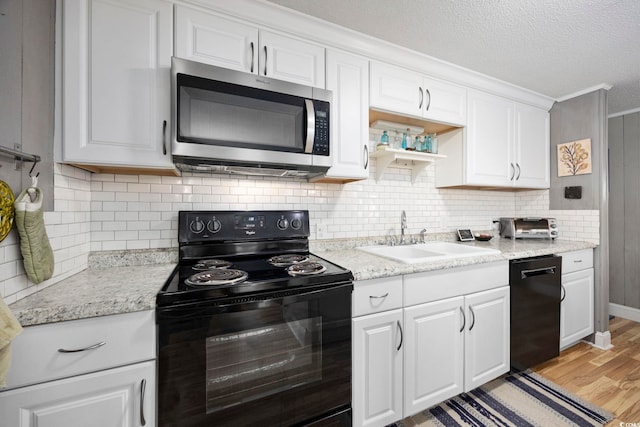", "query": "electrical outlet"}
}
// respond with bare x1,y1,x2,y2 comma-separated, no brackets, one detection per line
316,224,326,239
